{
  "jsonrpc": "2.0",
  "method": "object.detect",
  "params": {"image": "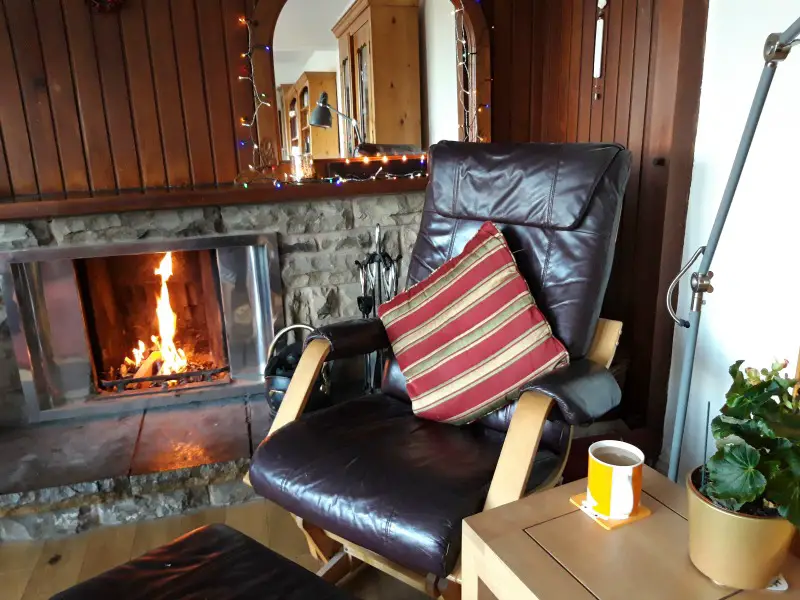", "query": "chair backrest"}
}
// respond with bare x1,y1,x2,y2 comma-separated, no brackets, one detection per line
382,141,631,410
